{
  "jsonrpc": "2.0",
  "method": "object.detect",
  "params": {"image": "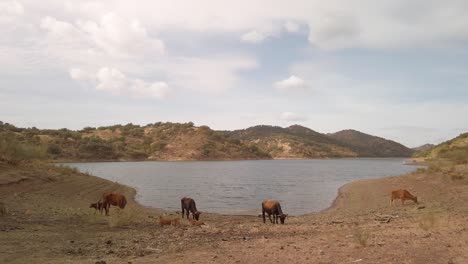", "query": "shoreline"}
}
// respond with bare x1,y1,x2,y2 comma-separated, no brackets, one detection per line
1,160,466,263
66,158,418,217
